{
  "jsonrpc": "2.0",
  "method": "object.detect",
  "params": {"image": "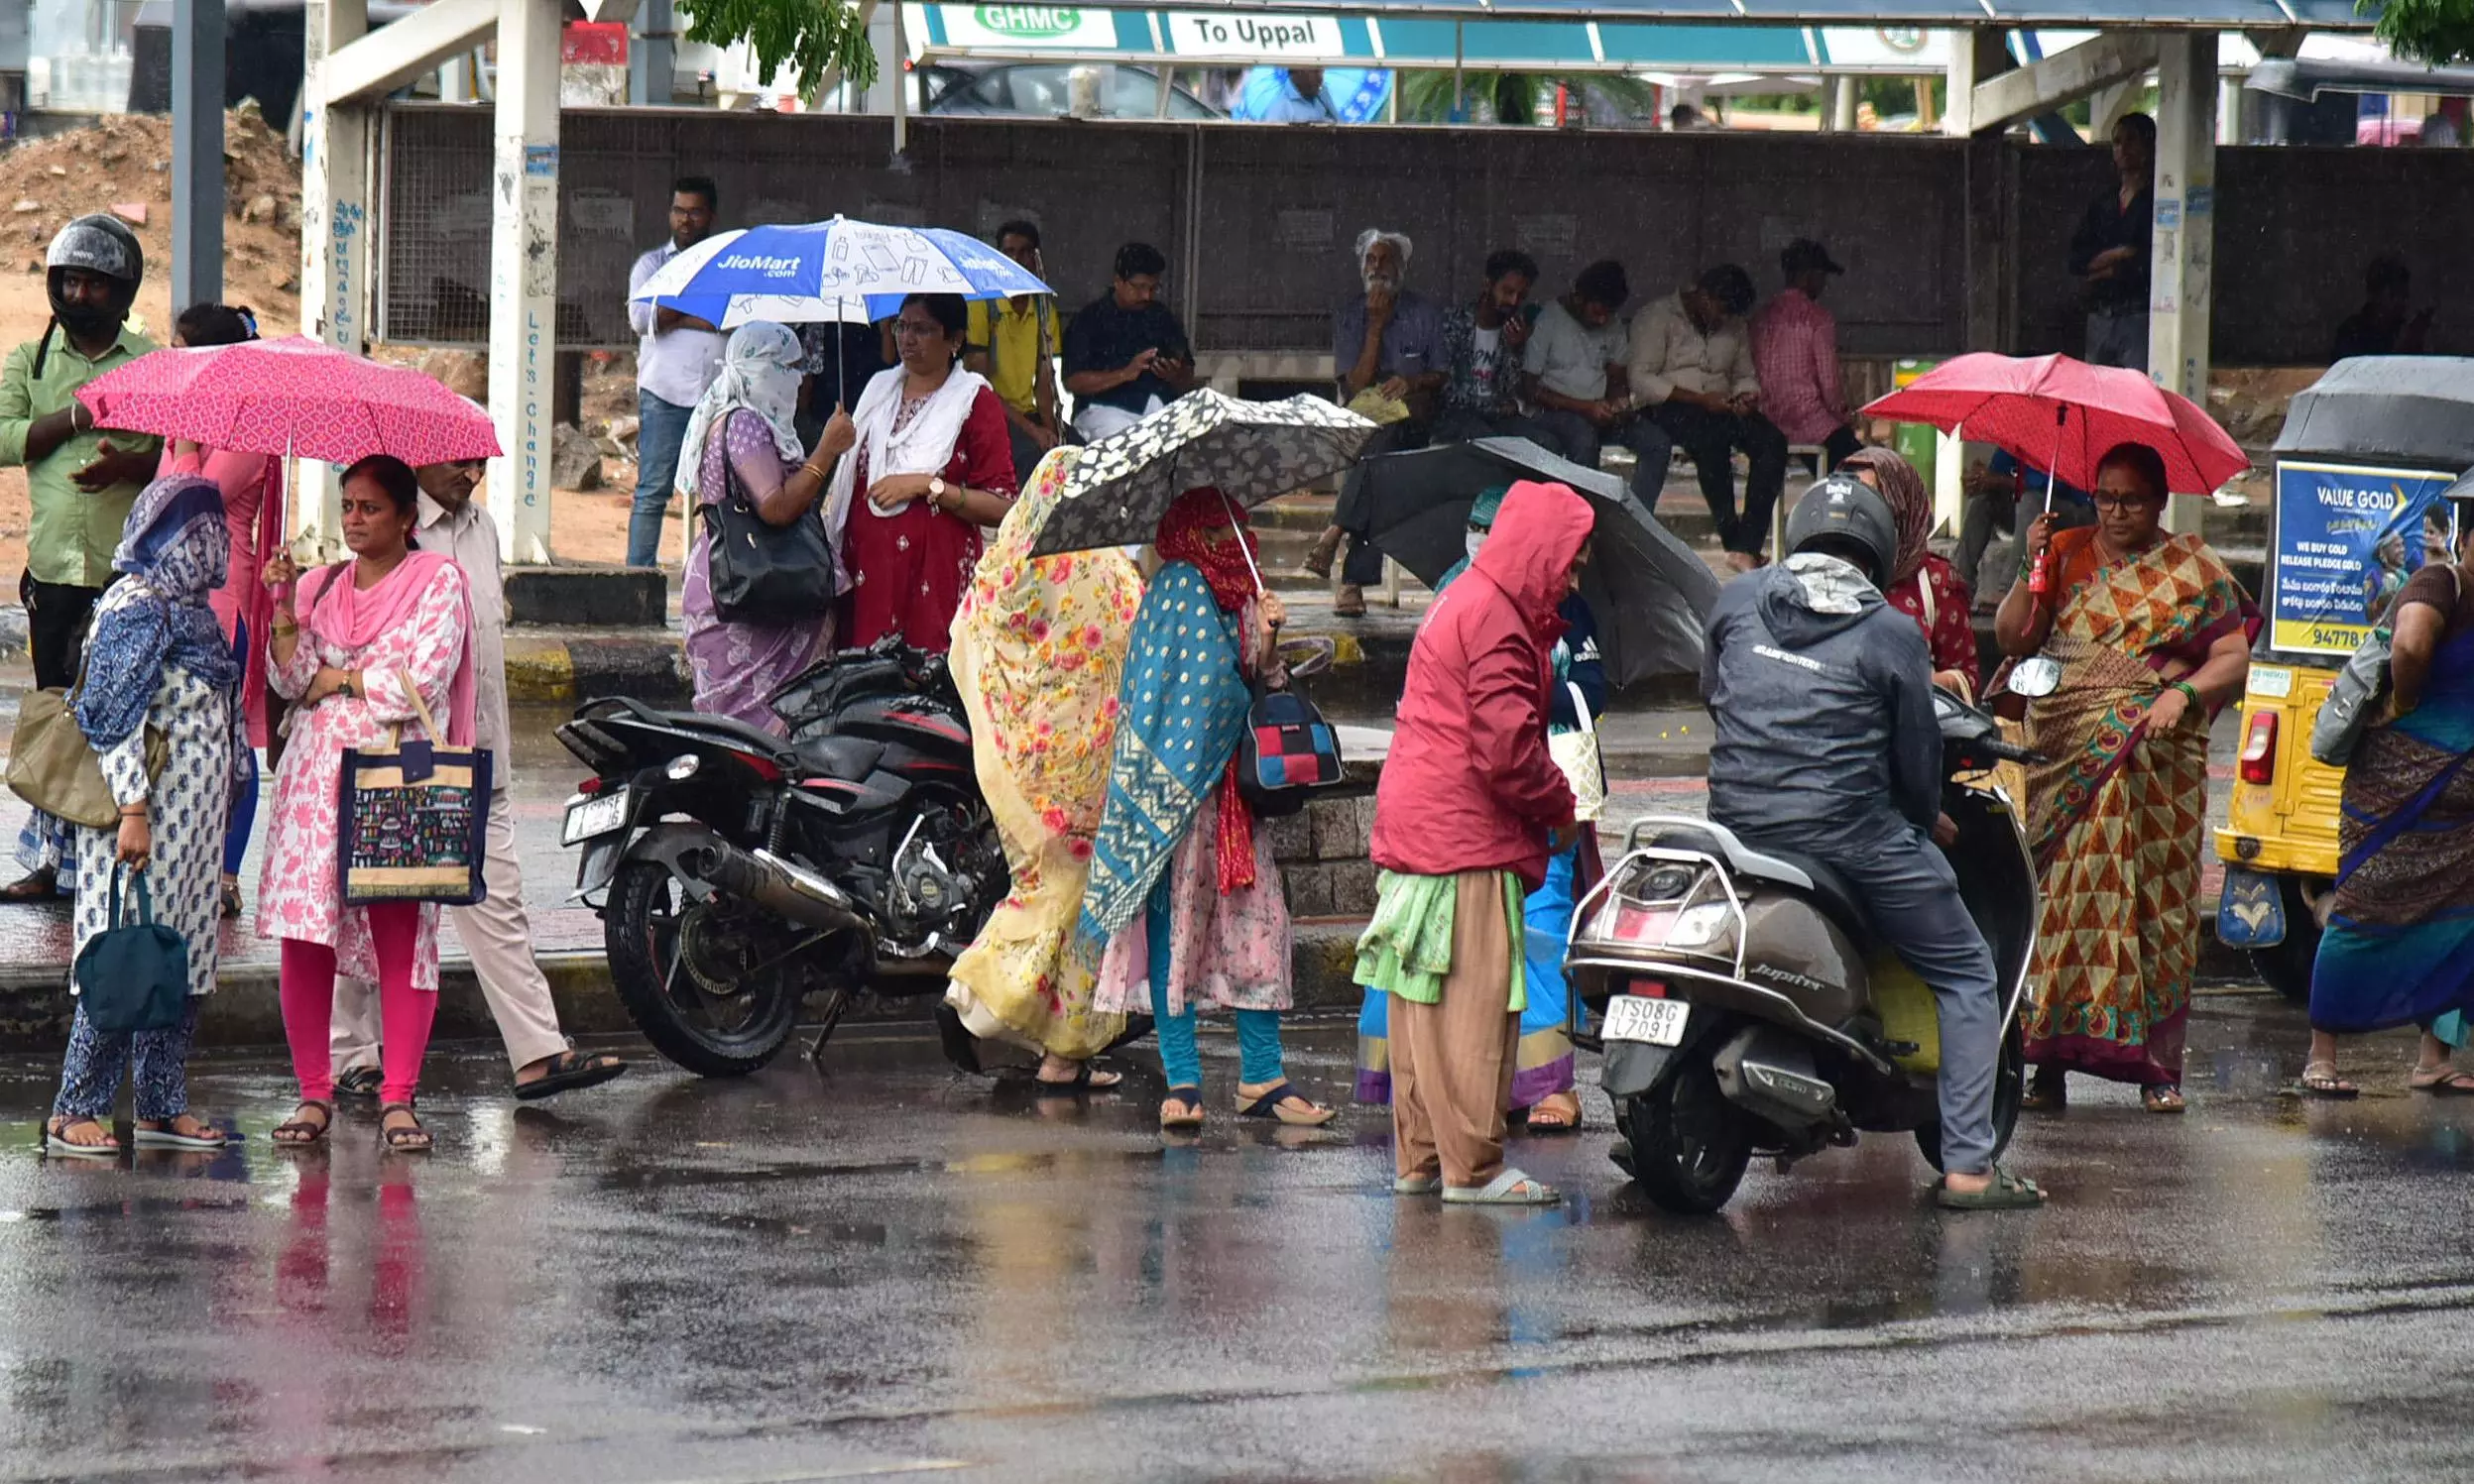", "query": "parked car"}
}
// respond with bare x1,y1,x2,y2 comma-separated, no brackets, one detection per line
918,62,1223,121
